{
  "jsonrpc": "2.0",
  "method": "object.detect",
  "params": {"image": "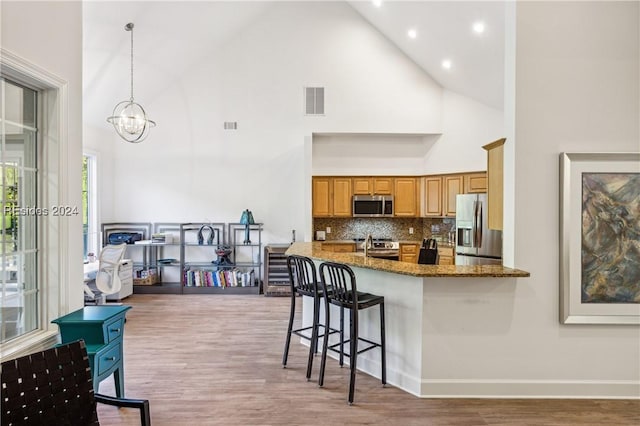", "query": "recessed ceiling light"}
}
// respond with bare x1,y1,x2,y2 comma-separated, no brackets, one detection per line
473,21,485,34
372,0,383,8
407,28,417,39
442,59,452,70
